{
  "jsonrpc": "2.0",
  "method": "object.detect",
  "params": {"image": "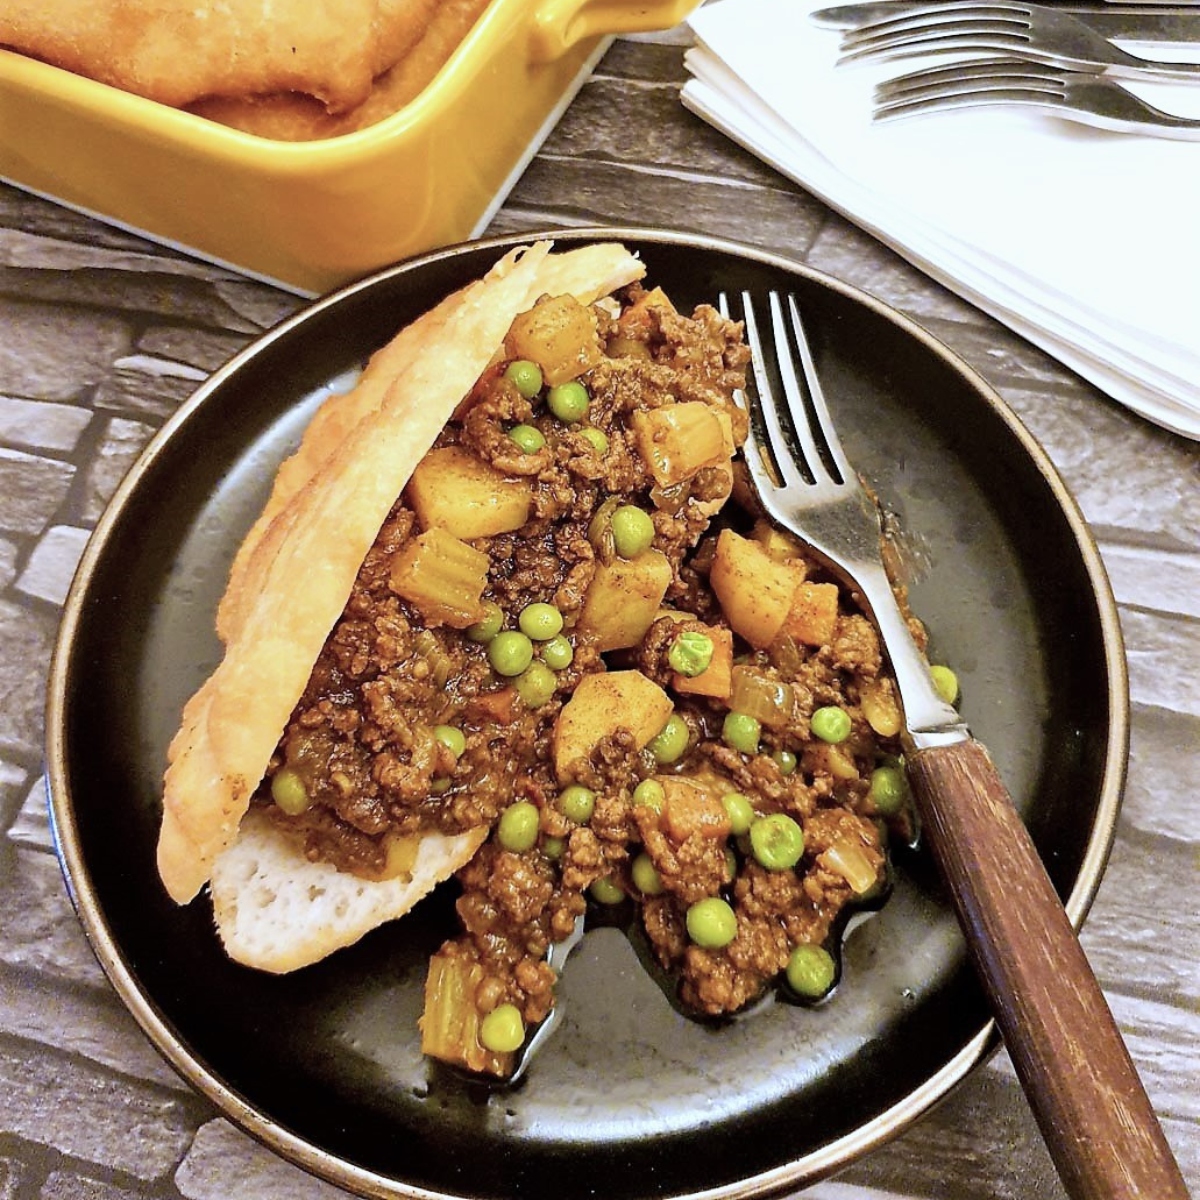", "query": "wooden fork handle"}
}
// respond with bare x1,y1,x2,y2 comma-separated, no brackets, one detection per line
906,738,1188,1200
